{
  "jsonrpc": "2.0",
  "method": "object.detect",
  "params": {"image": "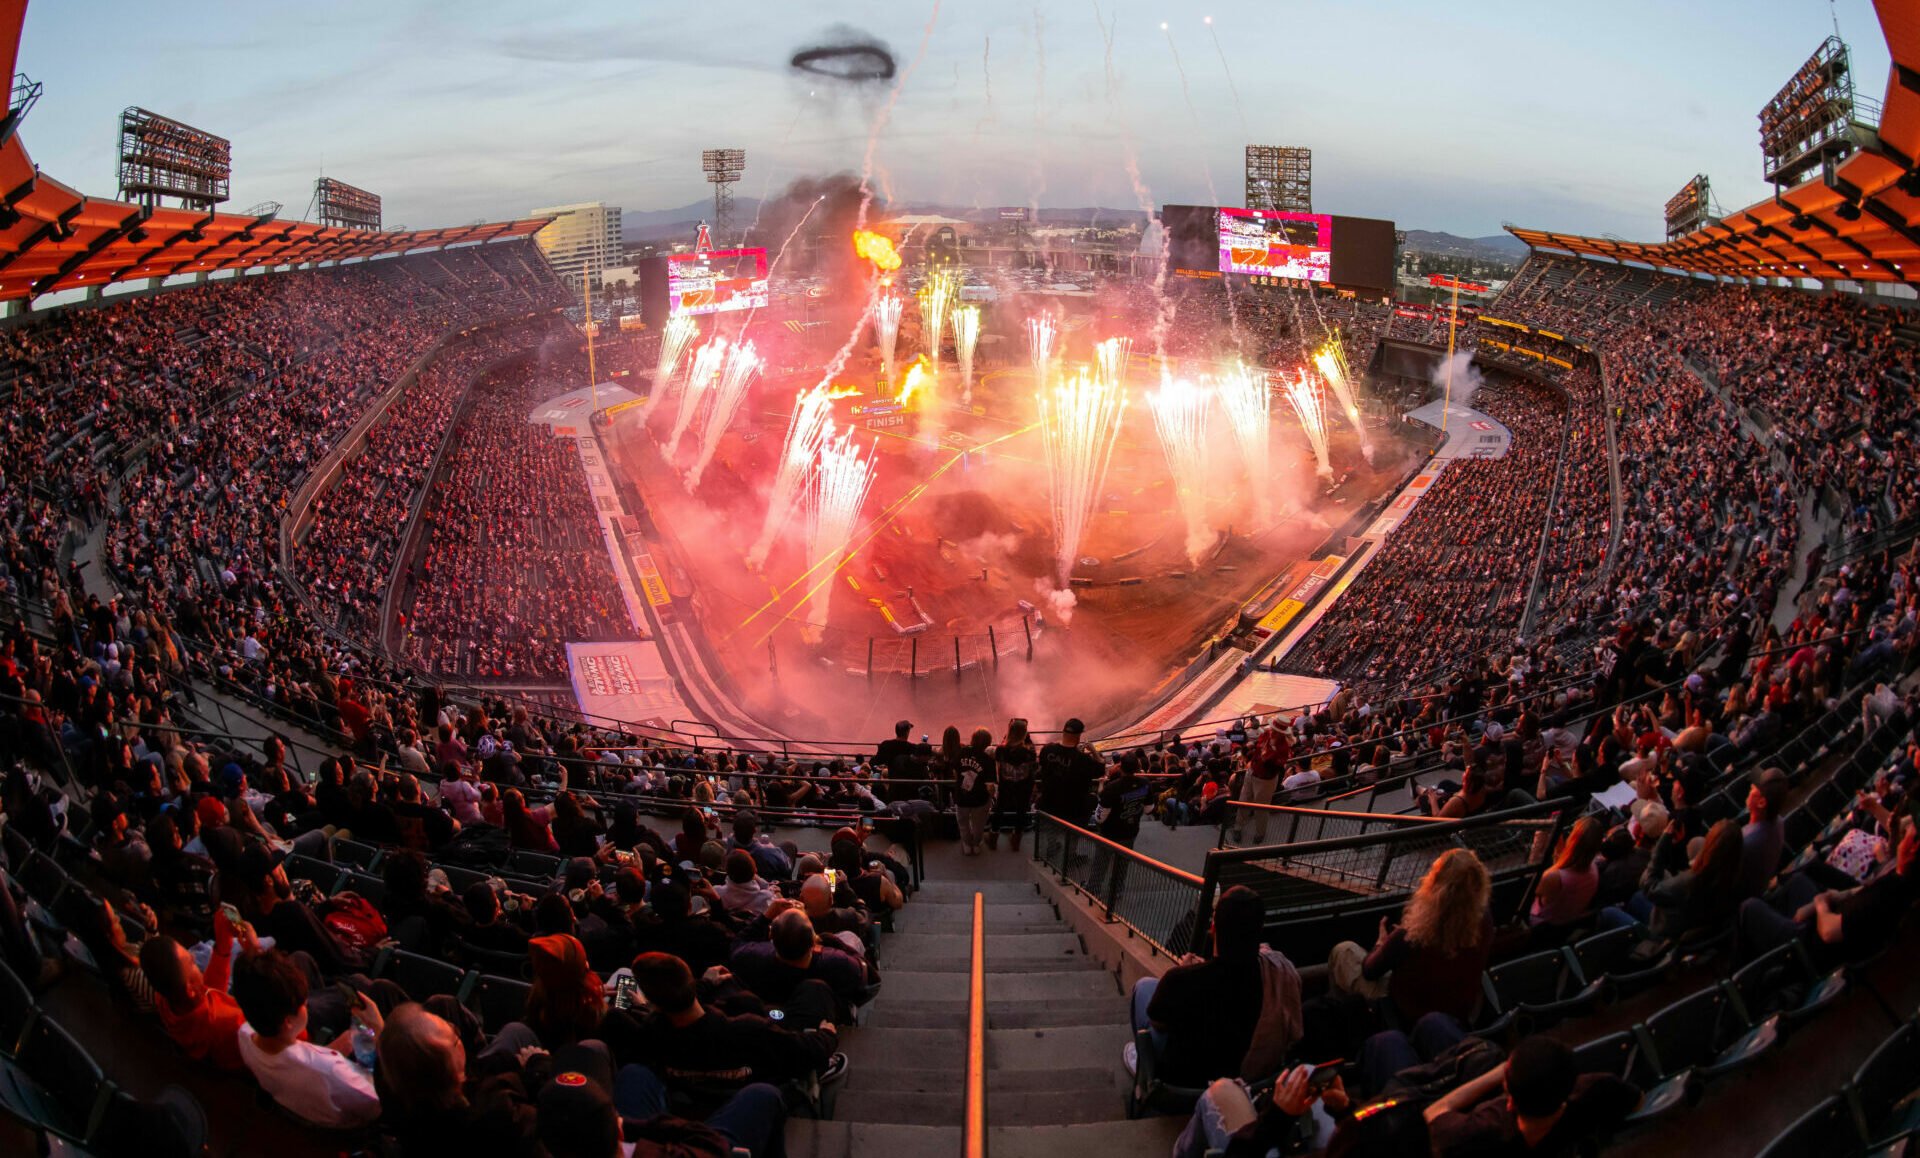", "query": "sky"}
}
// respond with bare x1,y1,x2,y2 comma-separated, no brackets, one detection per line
16,0,1895,240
